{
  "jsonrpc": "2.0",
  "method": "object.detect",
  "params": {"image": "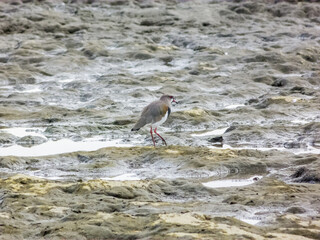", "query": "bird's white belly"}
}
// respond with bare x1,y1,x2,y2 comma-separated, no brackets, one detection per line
152,111,168,128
